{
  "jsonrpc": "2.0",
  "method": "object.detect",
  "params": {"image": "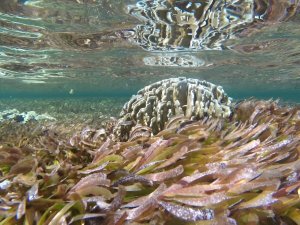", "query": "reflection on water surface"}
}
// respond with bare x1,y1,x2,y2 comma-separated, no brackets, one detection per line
126,0,254,51
0,0,299,103
125,0,298,51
